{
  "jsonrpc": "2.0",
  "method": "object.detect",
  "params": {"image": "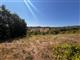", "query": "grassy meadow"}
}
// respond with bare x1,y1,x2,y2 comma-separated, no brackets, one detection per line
0,34,80,60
